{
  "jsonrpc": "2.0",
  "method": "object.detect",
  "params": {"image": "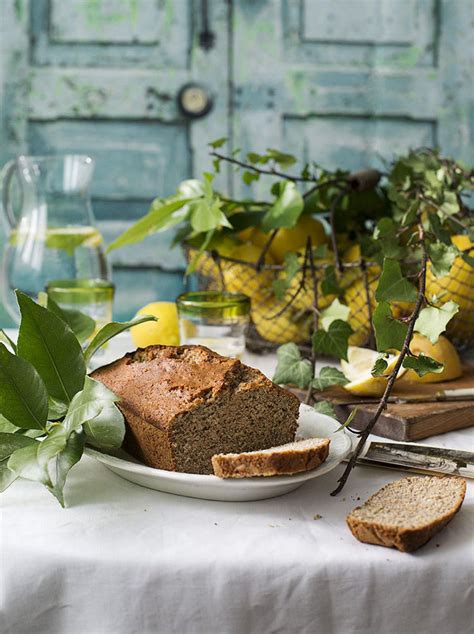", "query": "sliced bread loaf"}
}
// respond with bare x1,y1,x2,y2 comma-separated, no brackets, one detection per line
212,437,330,478
346,475,466,552
91,345,300,474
